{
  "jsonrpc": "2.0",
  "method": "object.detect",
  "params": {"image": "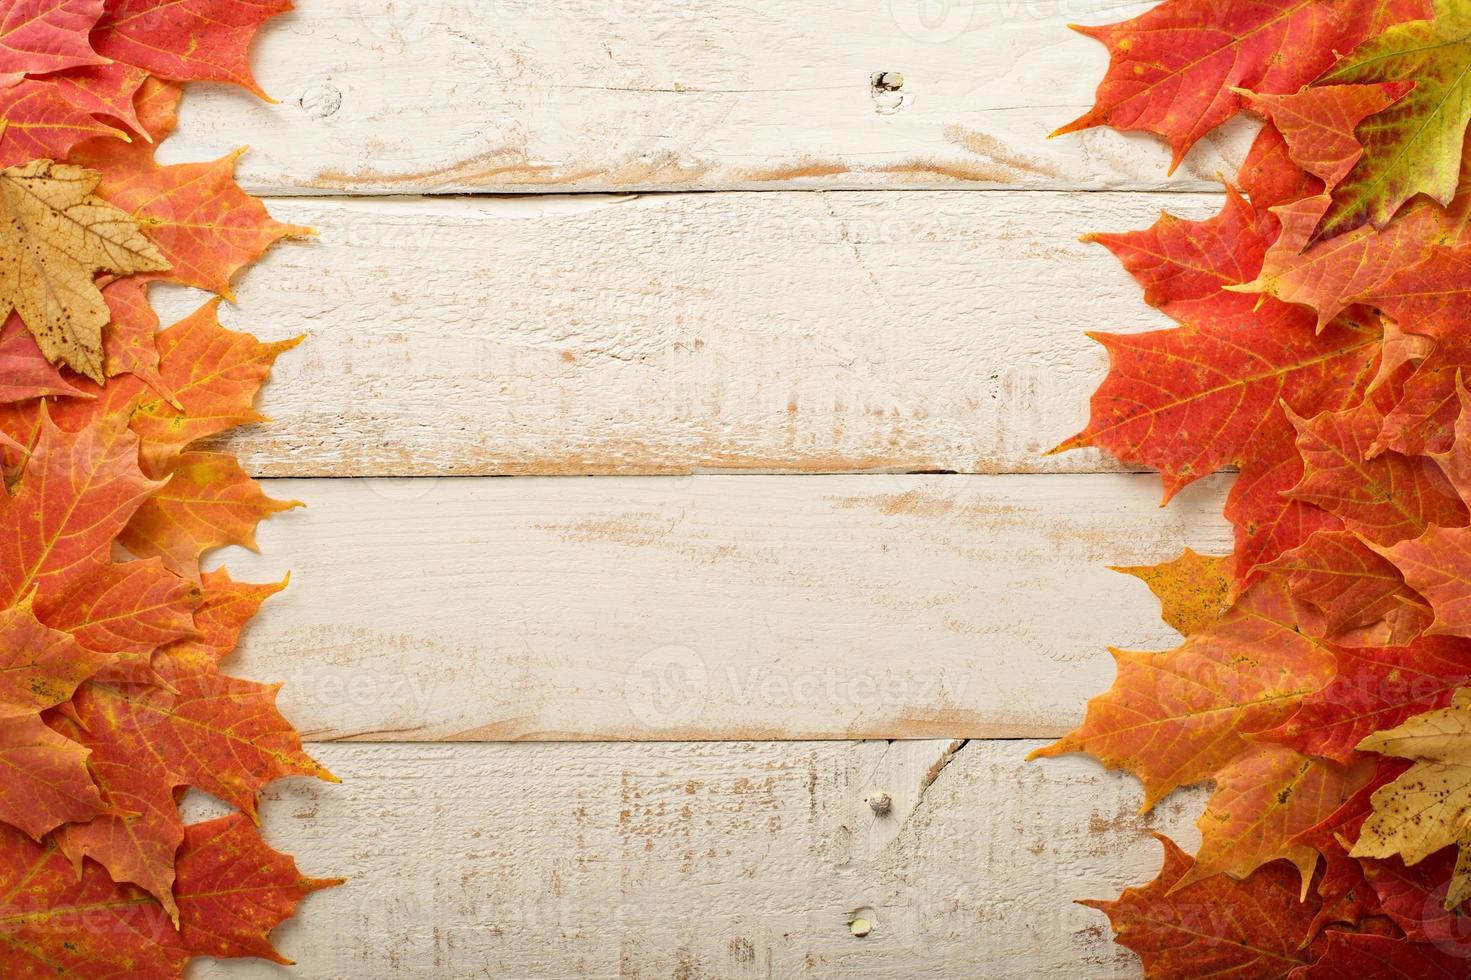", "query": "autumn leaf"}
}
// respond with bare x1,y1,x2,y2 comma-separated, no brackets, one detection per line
1262,638,1471,762
72,79,313,297
1054,0,1427,171
0,813,339,974
0,159,167,380
119,450,301,576
1059,190,1379,501
51,61,149,134
1183,746,1373,896
0,0,106,82
1352,688,1471,908
1029,577,1332,808
1289,931,1471,978
1361,847,1471,950
1381,525,1471,636
1111,547,1233,636
0,406,160,608
1083,834,1327,976
0,77,121,166
1315,0,1471,242
1257,530,1430,646
90,0,293,100
0,312,83,402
